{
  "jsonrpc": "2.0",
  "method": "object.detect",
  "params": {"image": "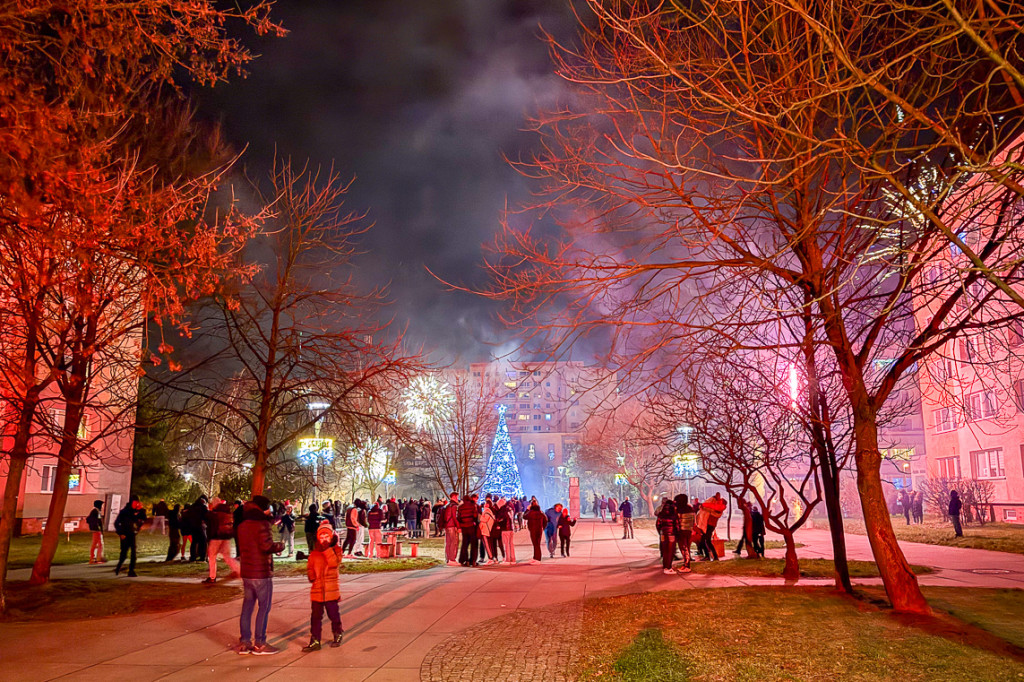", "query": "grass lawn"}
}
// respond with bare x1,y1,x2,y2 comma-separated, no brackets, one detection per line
8,532,169,569
686,557,934,579
577,587,1024,681
844,518,1024,555
0,579,240,623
